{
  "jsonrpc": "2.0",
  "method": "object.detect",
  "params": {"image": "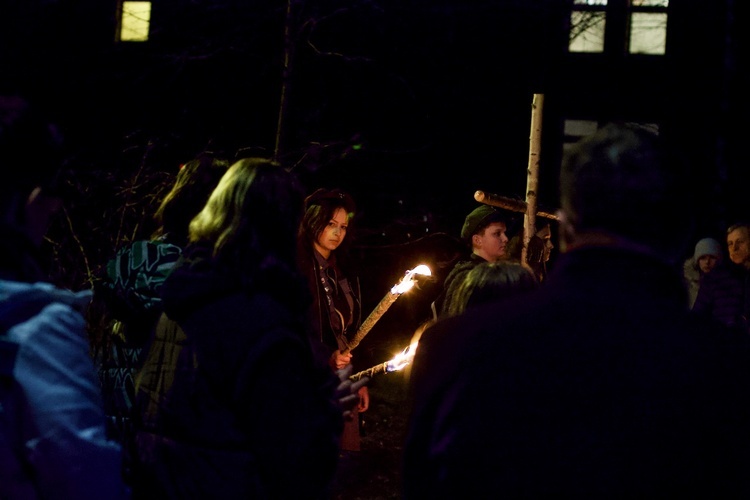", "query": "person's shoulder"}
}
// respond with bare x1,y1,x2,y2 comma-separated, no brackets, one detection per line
2,281,91,351
1,281,91,317
702,262,743,285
